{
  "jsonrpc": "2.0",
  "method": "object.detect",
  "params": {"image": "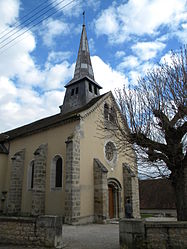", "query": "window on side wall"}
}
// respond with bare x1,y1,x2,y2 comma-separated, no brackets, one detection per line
27,160,34,191
89,82,92,92
51,155,63,191
55,157,62,187
76,87,79,94
104,103,109,120
94,85,97,95
71,88,74,96
109,107,117,124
